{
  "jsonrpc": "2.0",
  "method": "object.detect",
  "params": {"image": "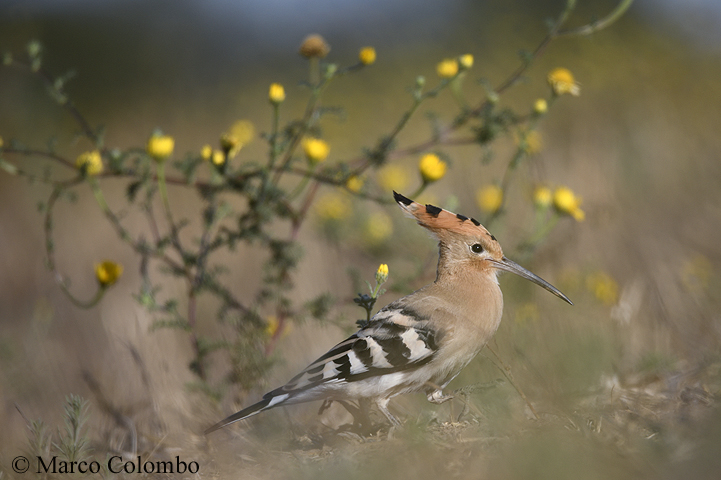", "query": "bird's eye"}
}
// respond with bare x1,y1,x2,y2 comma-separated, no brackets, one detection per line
471,243,484,254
